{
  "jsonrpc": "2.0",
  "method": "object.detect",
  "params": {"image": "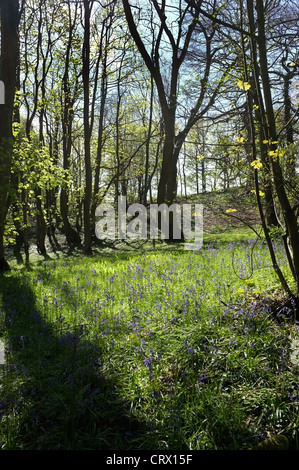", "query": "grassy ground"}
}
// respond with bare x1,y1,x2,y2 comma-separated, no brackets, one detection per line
0,224,299,450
